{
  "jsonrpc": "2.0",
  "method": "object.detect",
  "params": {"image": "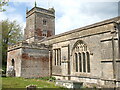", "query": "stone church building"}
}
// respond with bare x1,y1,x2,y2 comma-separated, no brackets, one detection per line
7,5,120,88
